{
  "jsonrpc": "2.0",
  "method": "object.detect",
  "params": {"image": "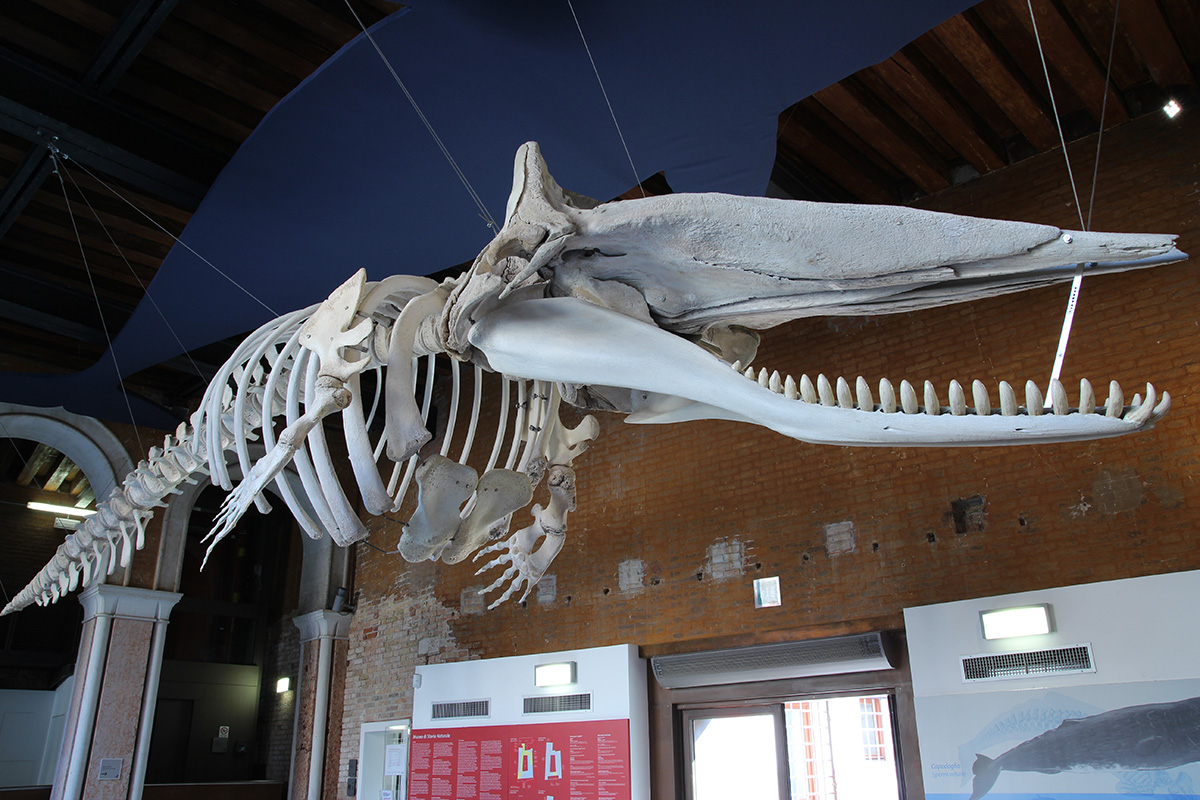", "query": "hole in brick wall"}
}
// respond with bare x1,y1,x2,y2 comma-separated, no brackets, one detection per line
696,572,704,581
651,578,660,585
927,532,937,543
755,562,762,570
951,494,987,534
1019,515,1028,526
801,552,811,562
520,600,527,608
872,542,879,552
565,595,572,605
602,587,610,595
